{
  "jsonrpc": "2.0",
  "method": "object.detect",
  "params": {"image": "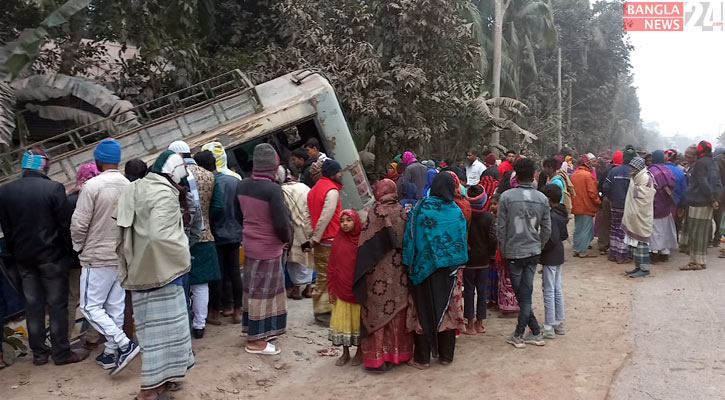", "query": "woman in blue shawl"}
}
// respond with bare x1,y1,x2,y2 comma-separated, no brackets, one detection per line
403,173,467,368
